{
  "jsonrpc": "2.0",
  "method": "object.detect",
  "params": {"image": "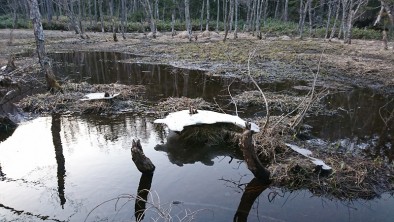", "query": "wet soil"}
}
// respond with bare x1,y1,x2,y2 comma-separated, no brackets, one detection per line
0,29,393,94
